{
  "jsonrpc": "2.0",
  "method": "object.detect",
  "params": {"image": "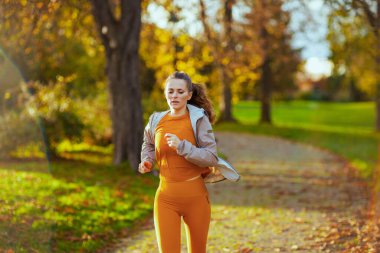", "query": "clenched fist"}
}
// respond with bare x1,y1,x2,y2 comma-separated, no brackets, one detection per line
165,133,181,149
138,161,152,174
